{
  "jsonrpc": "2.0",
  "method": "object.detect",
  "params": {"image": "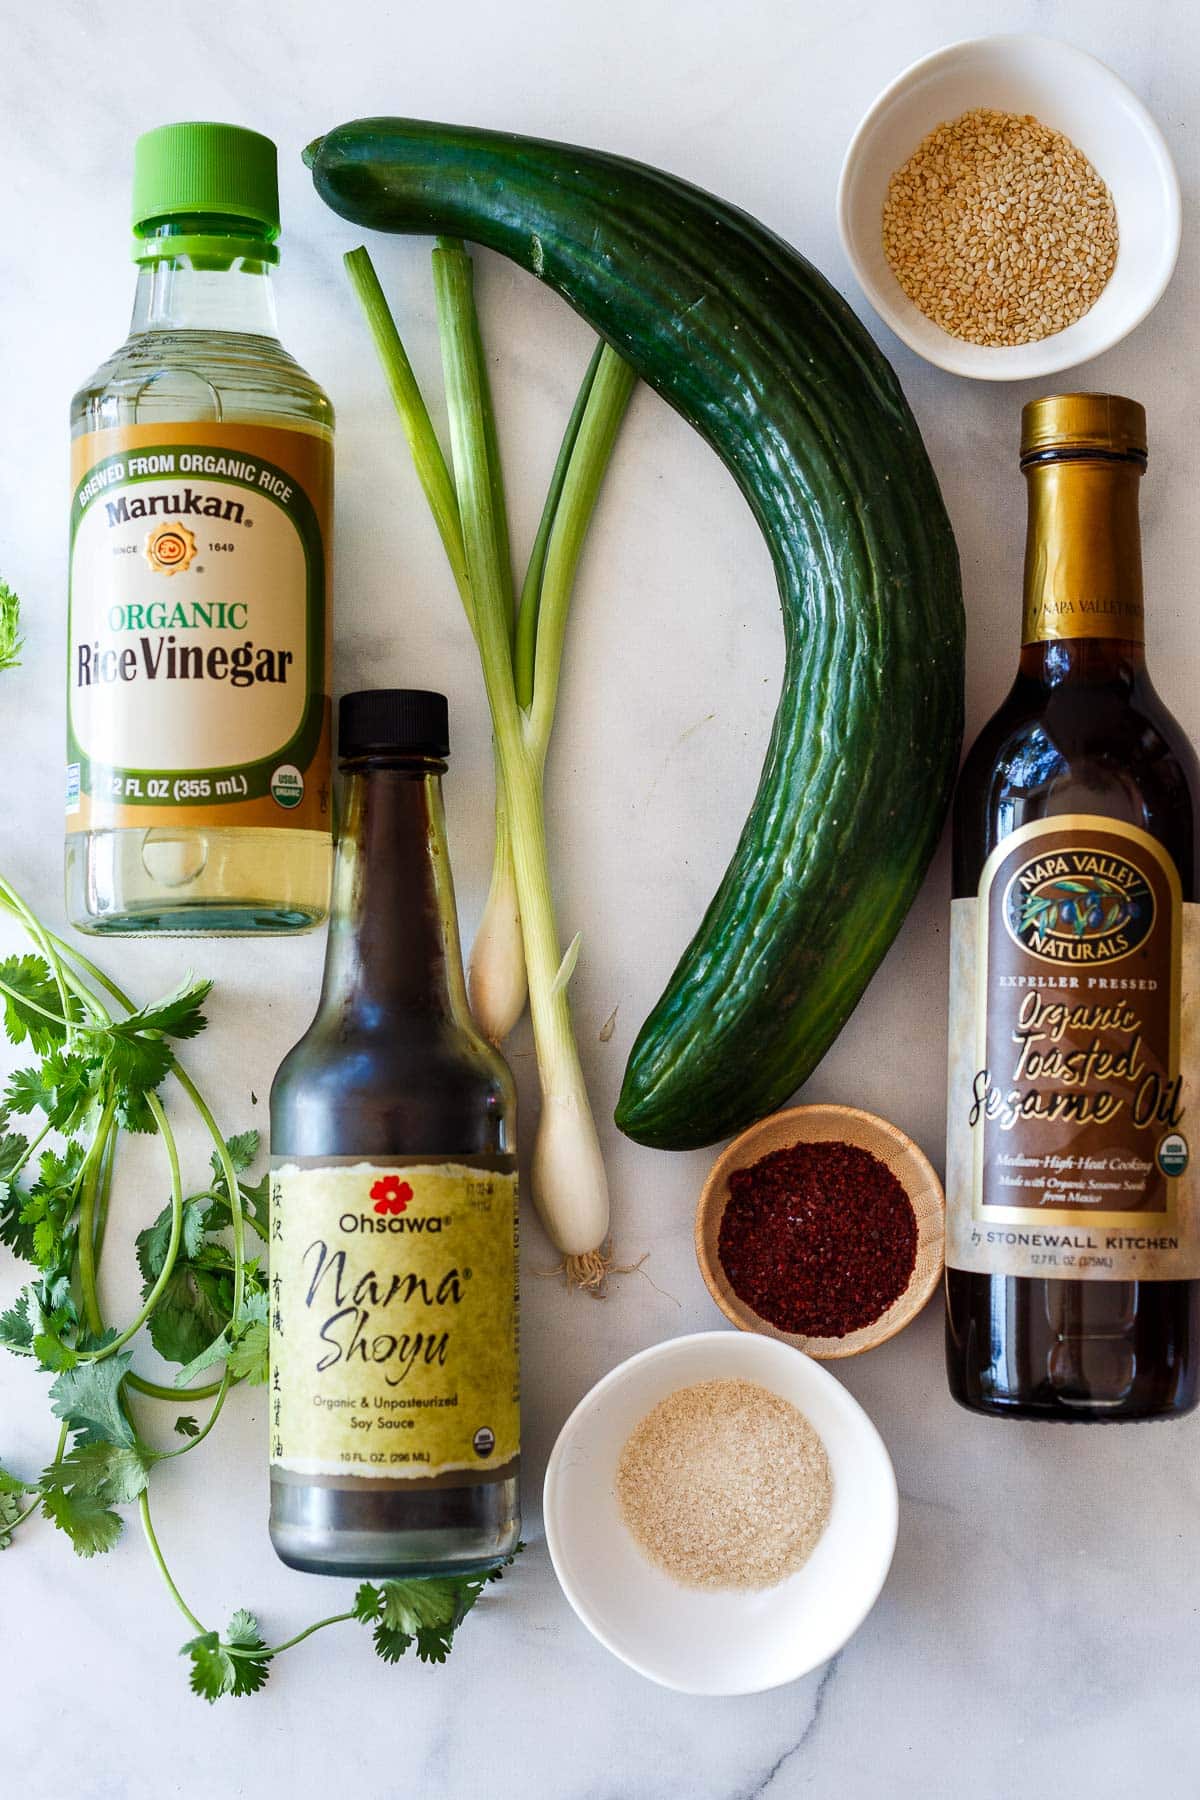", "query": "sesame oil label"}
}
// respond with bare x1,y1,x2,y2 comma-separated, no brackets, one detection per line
67,422,331,833
946,816,1200,1280
269,1161,519,1479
